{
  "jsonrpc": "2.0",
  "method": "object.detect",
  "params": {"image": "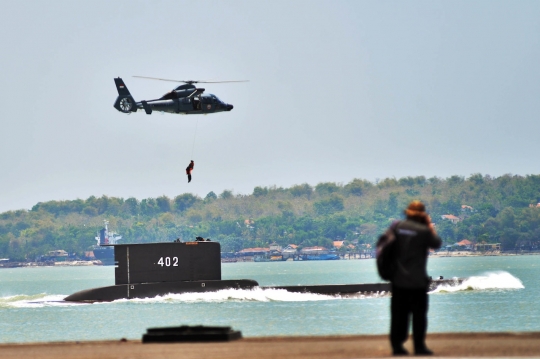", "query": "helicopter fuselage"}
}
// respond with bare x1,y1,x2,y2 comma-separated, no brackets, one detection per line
113,78,234,115
137,95,233,115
